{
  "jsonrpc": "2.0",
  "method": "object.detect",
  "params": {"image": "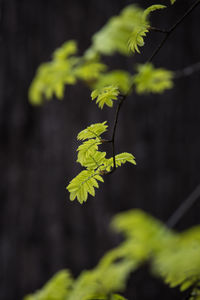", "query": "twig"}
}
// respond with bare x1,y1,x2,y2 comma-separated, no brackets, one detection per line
109,94,126,174
108,0,200,175
149,0,200,62
174,61,200,79
149,26,168,34
167,184,200,228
